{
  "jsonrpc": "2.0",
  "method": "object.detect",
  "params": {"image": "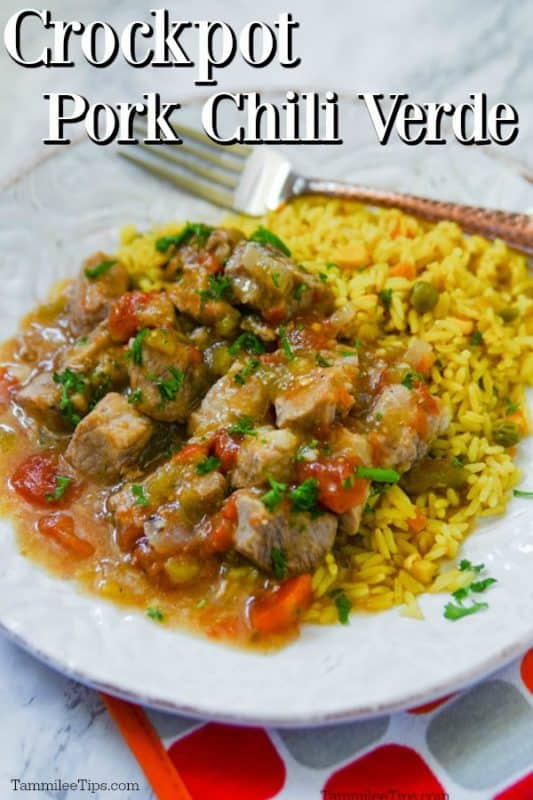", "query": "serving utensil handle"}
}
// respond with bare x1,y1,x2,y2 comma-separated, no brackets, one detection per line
292,176,533,255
